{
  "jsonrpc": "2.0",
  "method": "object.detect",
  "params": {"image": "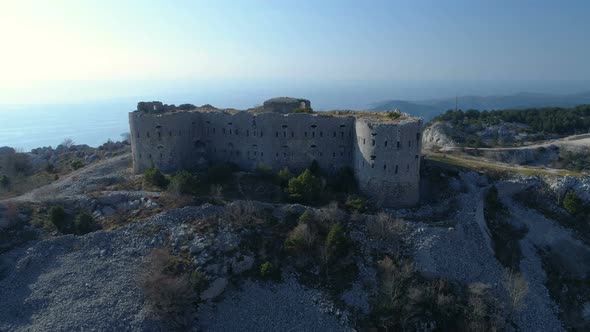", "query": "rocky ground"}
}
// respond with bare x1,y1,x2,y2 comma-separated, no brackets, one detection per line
1,150,590,331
